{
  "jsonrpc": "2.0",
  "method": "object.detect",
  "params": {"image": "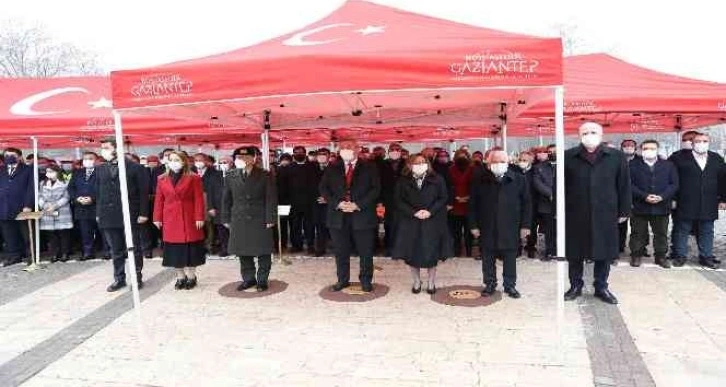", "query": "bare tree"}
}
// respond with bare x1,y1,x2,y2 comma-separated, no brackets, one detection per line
554,23,586,57
0,20,102,78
